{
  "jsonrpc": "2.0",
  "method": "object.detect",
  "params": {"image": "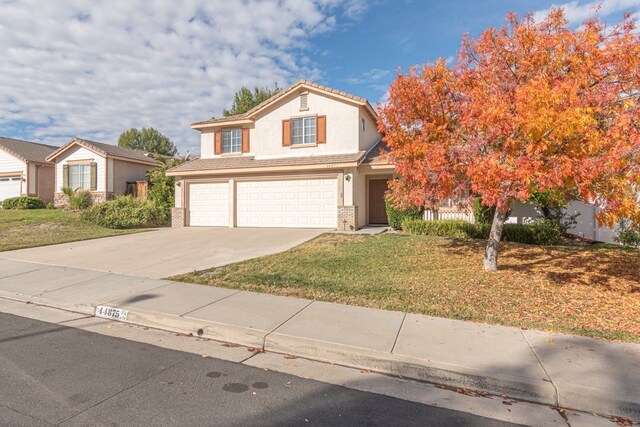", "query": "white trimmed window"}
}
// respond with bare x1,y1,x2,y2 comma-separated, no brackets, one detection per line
291,117,316,145
68,164,91,190
222,129,241,153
